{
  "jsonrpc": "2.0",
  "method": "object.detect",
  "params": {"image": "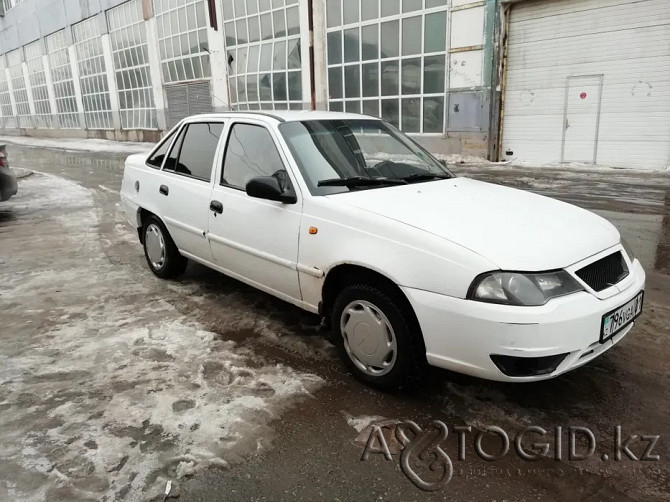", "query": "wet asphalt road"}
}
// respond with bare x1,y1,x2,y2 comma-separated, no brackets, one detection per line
1,145,669,501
